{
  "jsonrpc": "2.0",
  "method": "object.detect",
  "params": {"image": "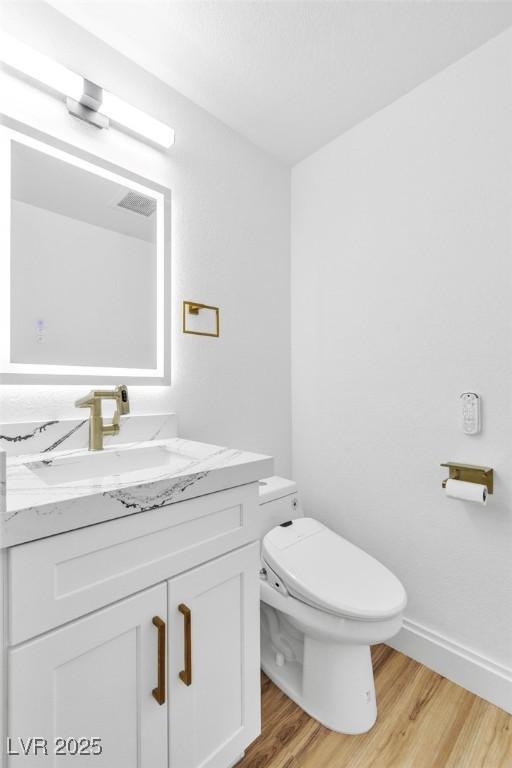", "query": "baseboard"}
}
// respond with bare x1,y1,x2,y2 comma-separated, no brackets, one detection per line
387,618,512,714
